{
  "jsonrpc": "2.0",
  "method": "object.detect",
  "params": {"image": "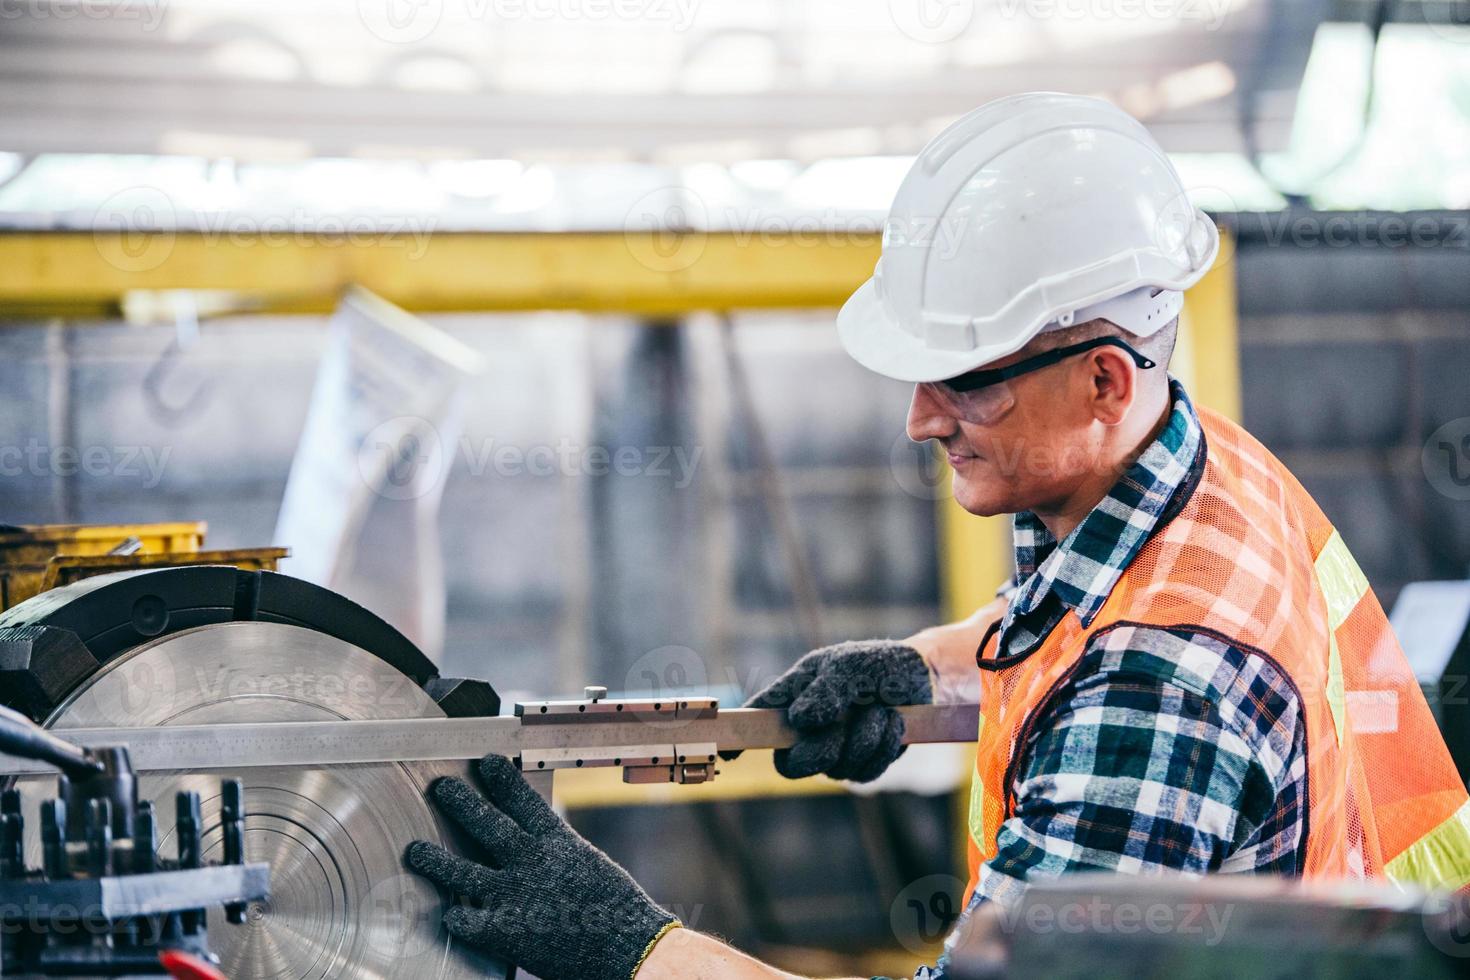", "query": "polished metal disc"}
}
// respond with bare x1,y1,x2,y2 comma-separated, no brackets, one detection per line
40,621,502,980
